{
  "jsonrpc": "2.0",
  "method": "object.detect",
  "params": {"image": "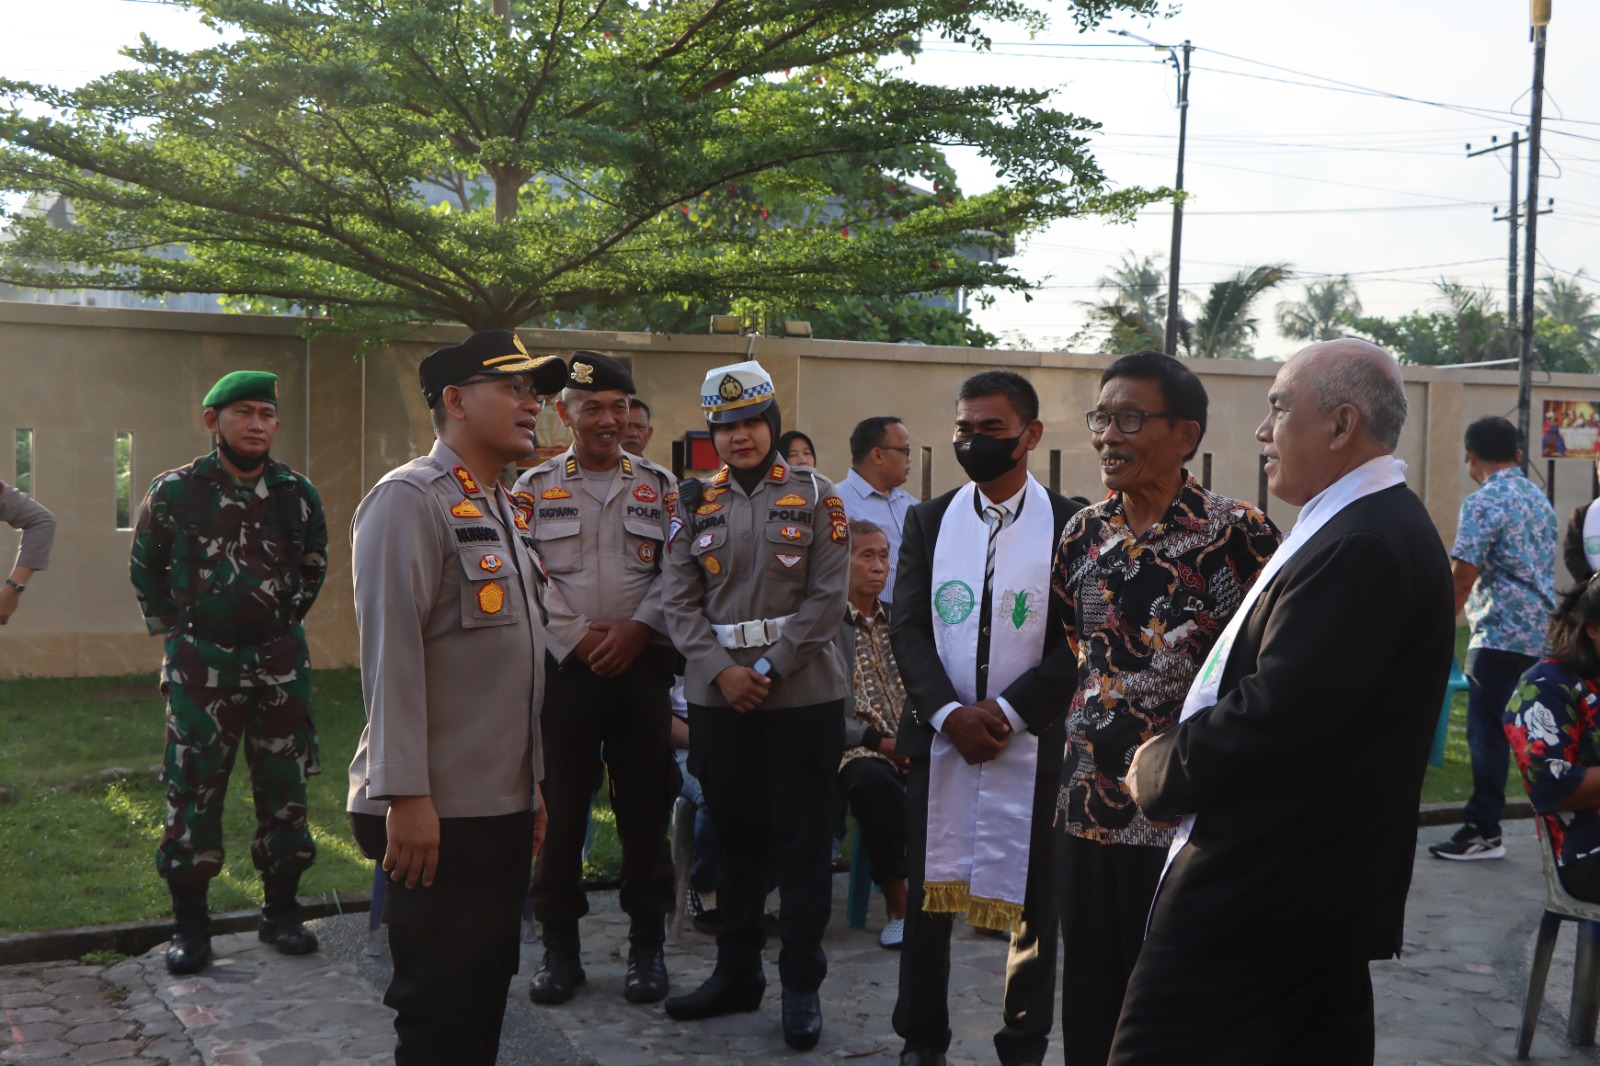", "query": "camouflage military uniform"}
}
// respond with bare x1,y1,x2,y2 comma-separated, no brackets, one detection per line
129,450,328,884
